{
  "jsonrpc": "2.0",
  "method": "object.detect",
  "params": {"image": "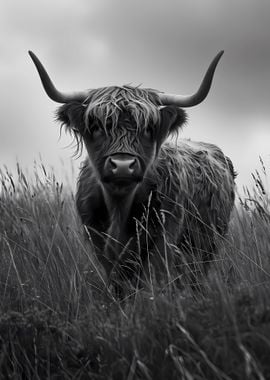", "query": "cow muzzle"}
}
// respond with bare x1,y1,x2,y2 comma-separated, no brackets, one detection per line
103,154,142,185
